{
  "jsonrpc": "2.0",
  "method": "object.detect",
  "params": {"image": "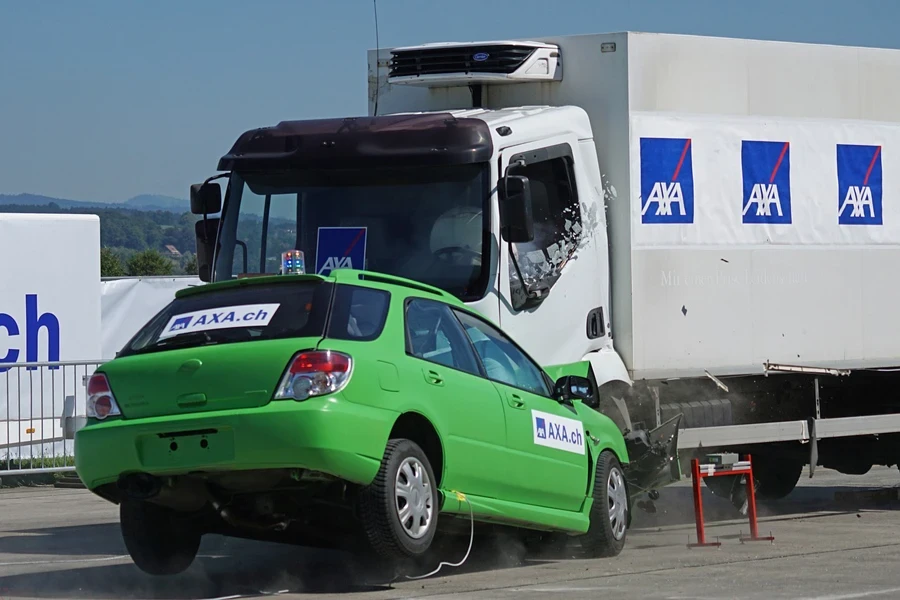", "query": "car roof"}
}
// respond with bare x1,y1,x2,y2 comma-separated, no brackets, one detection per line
175,269,466,308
